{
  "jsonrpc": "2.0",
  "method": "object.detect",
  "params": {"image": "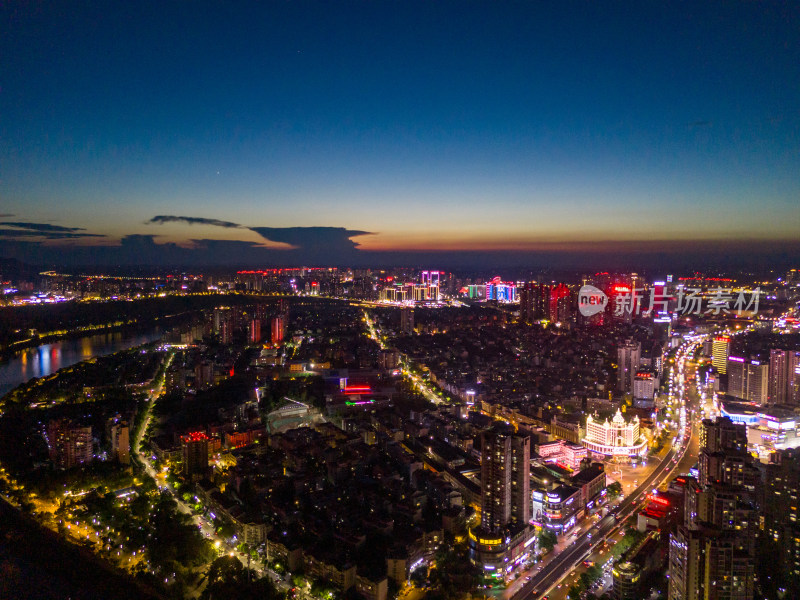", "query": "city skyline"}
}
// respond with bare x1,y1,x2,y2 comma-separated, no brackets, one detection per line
2,2,799,270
